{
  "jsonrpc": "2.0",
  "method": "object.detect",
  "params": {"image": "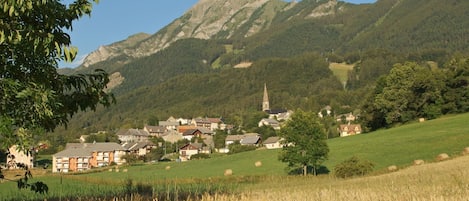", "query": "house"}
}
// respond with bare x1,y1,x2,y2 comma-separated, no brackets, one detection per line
339,124,362,137
336,113,357,123
318,105,332,118
143,125,167,137
225,133,261,147
116,129,150,143
191,117,223,131
159,121,180,131
52,142,126,173
178,143,203,161
161,130,183,143
6,145,34,169
178,125,198,134
263,137,283,149
182,129,203,141
225,135,245,147
266,109,288,119
240,134,261,146
122,142,156,156
258,118,281,130
175,117,191,125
